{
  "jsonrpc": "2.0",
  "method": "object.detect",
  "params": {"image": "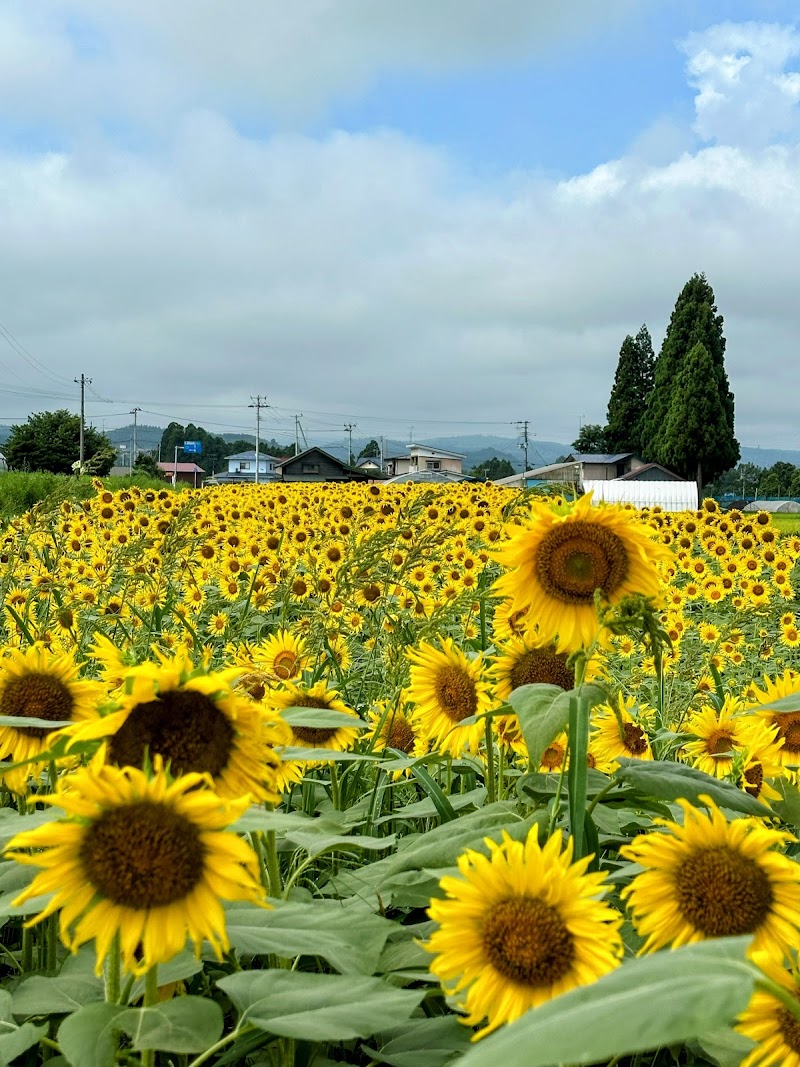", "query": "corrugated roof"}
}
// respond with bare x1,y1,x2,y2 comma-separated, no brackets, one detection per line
570,452,636,464
582,480,698,511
